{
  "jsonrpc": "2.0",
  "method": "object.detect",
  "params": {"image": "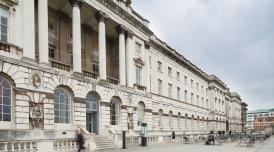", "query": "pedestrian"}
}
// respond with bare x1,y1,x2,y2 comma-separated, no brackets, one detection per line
172,131,176,141
76,127,86,152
